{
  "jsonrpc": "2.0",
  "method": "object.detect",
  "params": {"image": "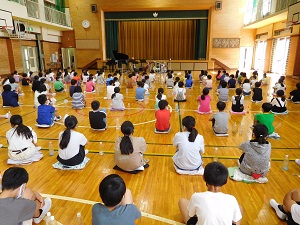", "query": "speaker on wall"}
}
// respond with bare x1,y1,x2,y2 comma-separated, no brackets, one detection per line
215,1,222,10
91,4,98,13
